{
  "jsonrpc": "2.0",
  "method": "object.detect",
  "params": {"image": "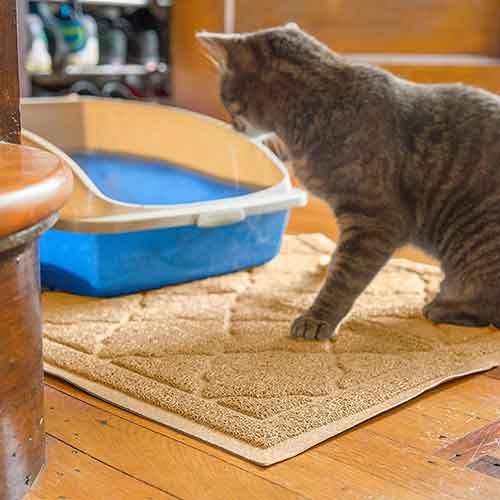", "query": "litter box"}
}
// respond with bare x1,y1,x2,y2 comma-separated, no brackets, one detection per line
20,97,306,297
